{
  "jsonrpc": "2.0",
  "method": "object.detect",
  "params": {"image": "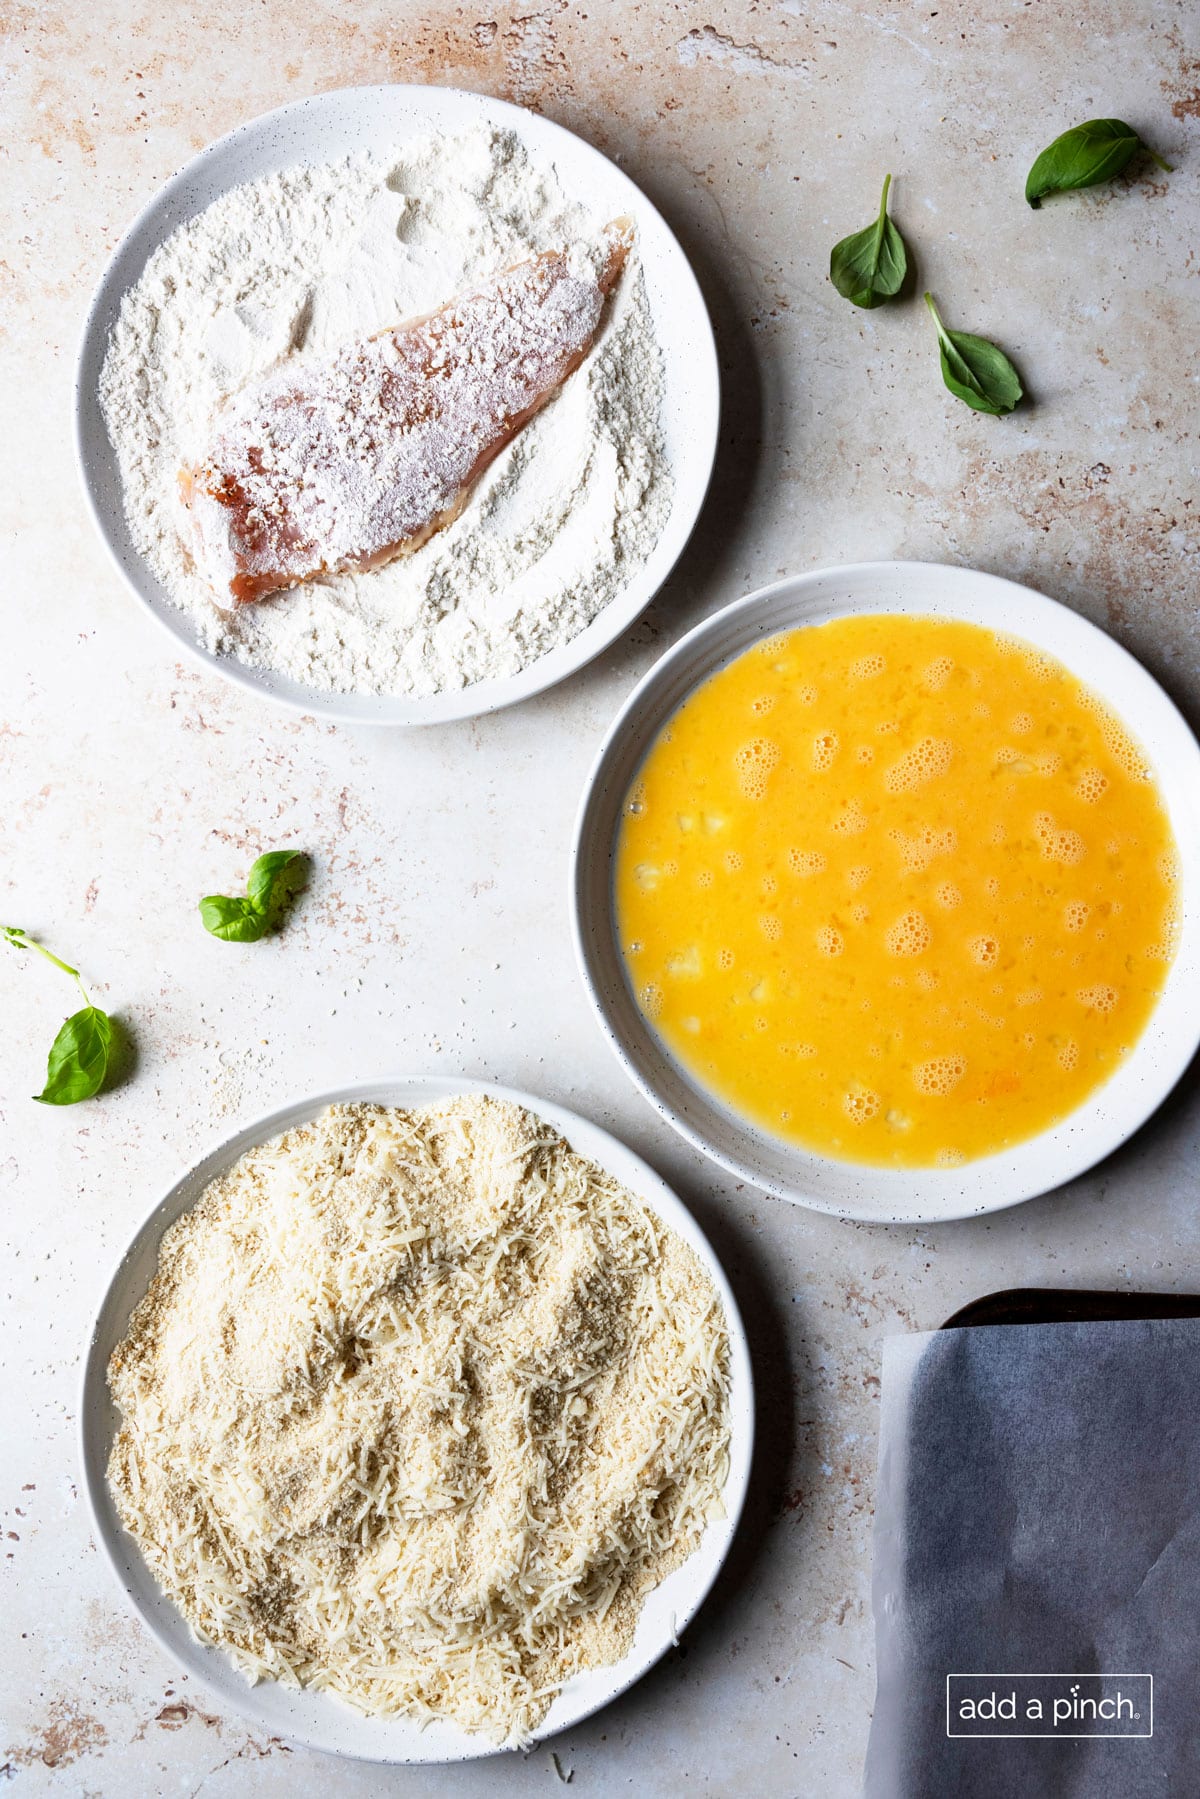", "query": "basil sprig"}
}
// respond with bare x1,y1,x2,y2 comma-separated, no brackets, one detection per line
923,293,1023,417
200,849,304,943
829,173,908,308
1025,118,1173,208
3,926,114,1105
